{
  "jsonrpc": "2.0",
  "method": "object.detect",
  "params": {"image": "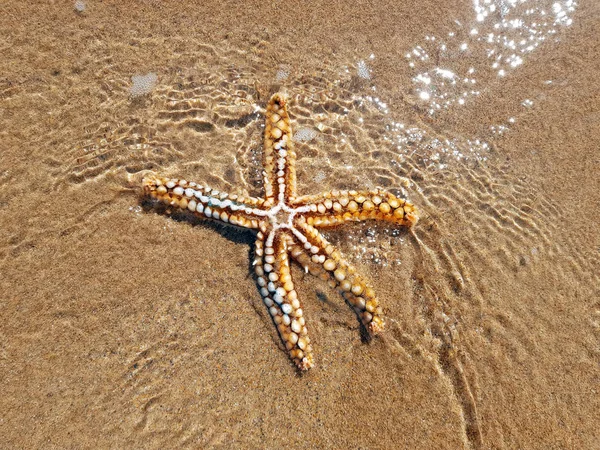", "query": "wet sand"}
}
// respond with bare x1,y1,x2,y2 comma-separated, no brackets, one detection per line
1,1,599,448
